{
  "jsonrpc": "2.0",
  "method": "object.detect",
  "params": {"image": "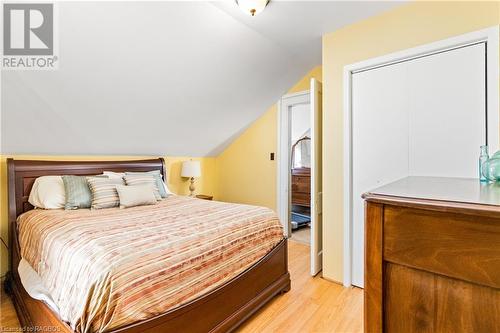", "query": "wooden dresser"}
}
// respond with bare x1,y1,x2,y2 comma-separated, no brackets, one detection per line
363,177,500,333
291,167,310,207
